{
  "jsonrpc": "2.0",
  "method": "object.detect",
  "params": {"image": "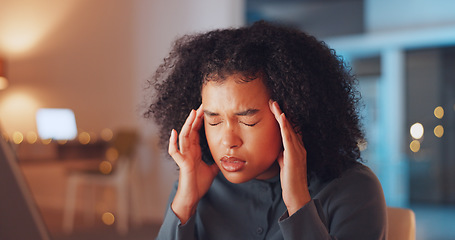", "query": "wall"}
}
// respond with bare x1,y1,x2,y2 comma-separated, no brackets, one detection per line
0,0,245,224
345,0,455,206
0,0,137,135
366,0,455,32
